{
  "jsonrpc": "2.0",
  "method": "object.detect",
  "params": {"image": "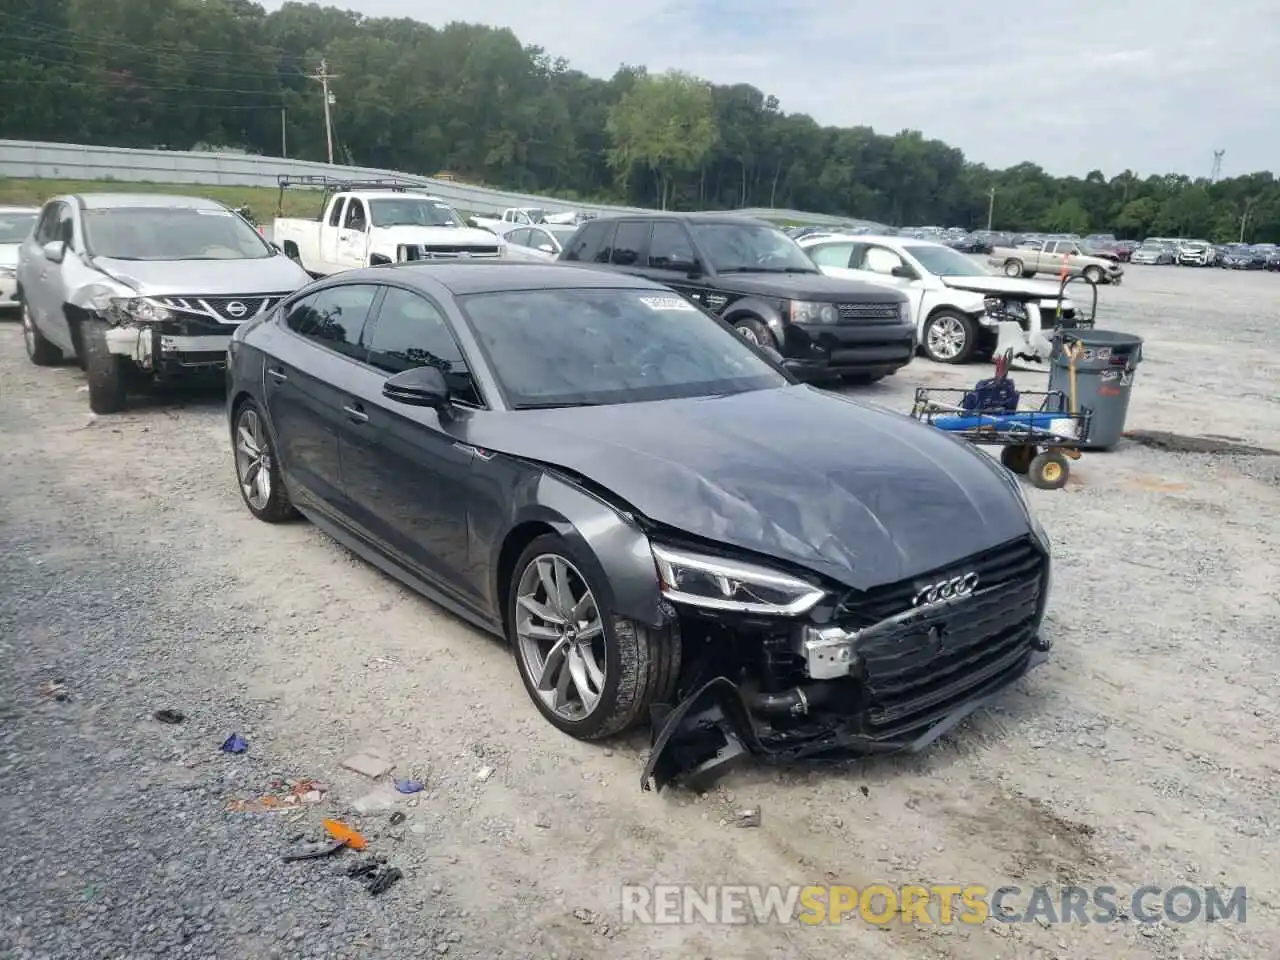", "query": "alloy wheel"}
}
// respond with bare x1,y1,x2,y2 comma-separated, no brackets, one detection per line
927,315,965,360
738,325,760,345
515,554,607,721
234,407,273,510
